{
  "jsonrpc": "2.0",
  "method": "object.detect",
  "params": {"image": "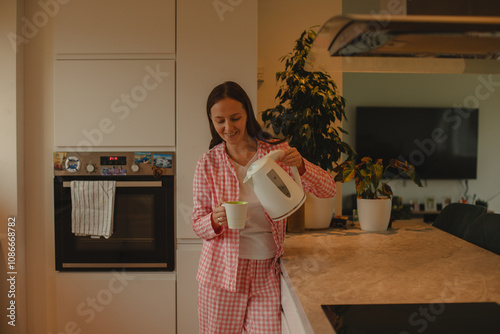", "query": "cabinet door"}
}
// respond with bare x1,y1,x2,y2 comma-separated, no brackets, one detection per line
54,0,175,56
54,59,175,148
177,243,202,334
281,274,308,334
282,311,292,334
56,272,176,334
176,0,258,239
